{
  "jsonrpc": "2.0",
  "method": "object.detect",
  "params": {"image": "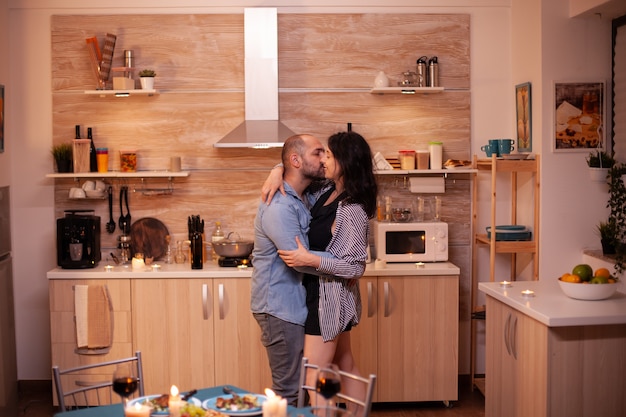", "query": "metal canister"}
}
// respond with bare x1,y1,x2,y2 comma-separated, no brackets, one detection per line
428,56,439,87
416,56,428,87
